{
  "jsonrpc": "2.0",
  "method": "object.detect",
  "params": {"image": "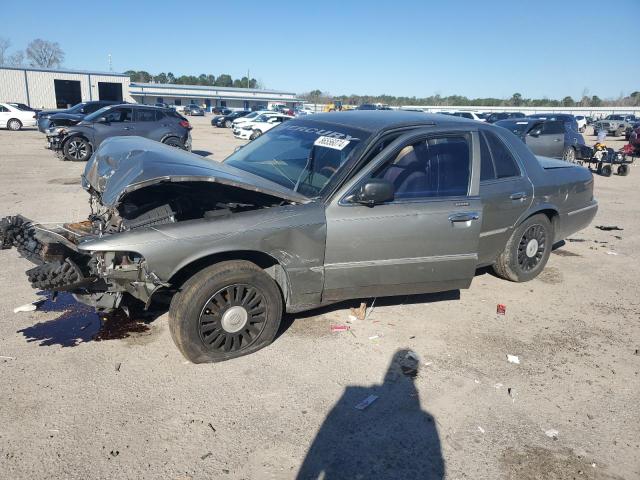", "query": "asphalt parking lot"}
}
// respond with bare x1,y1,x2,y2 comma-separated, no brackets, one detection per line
0,116,638,480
